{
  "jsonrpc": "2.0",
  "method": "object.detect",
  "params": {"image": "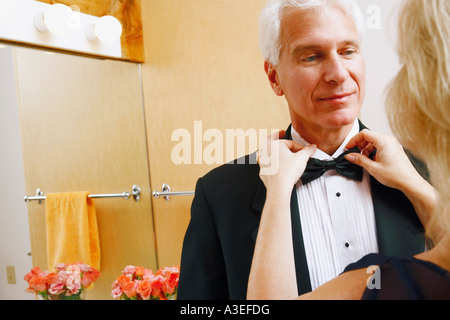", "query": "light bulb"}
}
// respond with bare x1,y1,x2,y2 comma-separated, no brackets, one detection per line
85,16,122,43
34,4,74,35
